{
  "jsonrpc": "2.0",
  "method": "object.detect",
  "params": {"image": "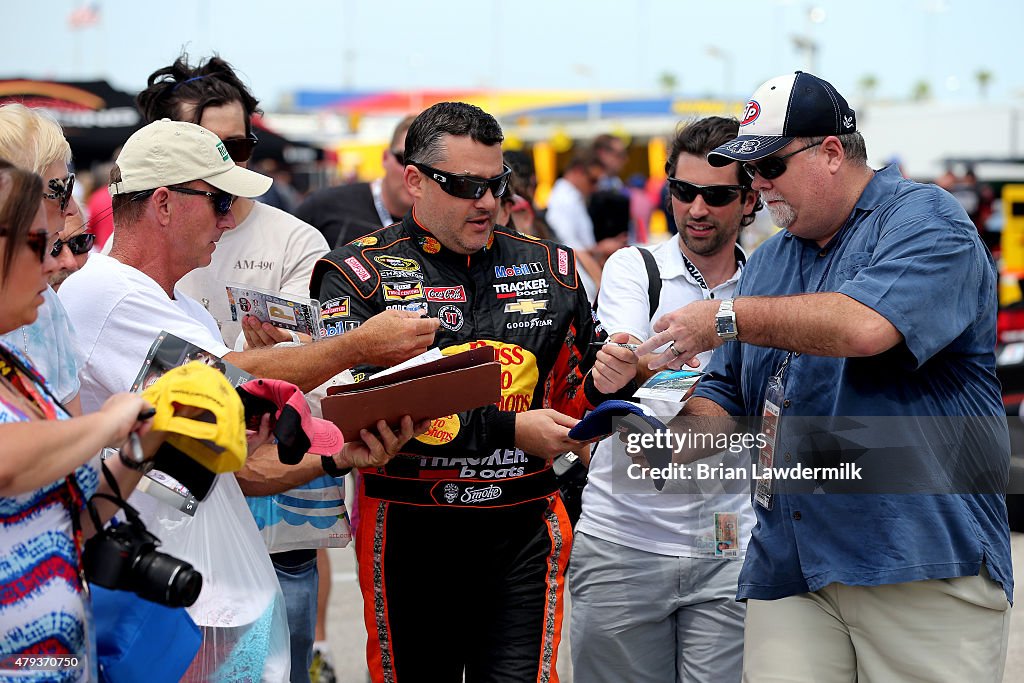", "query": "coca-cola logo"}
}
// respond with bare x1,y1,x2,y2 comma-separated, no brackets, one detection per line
425,286,467,302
